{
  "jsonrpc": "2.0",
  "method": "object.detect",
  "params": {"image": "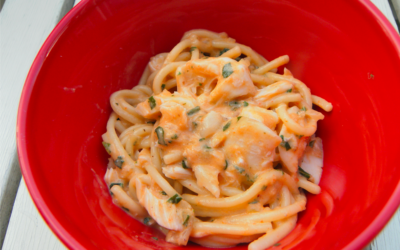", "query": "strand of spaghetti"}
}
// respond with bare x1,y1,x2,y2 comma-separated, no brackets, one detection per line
178,179,211,195
176,52,191,61
138,64,150,85
215,195,306,224
114,120,128,134
250,73,274,86
211,40,265,66
110,184,147,218
248,216,297,250
110,89,150,124
280,186,292,207
125,134,137,157
163,78,177,91
265,72,312,107
220,186,244,196
298,177,321,194
191,204,247,218
182,29,226,40
220,46,241,59
146,69,159,86
191,221,273,237
164,39,192,65
173,181,183,194
253,55,290,75
153,61,186,94
190,234,260,248
191,48,200,60
128,176,139,201
182,170,284,208
312,95,333,112
276,104,317,136
106,113,143,174
144,158,178,197
150,121,163,172
262,93,302,109
119,124,152,142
